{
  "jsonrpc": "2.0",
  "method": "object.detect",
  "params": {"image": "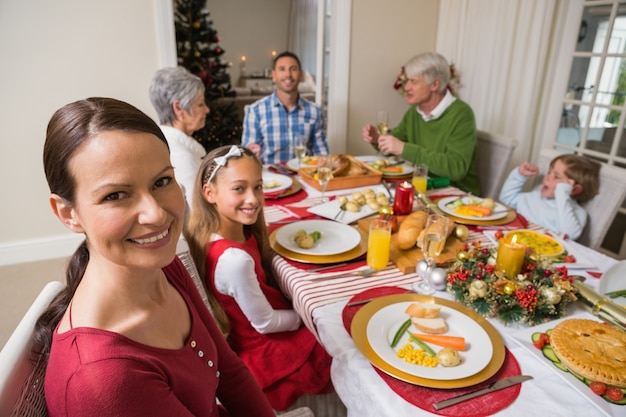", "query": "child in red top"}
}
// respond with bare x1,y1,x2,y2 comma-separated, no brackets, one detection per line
185,145,332,411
